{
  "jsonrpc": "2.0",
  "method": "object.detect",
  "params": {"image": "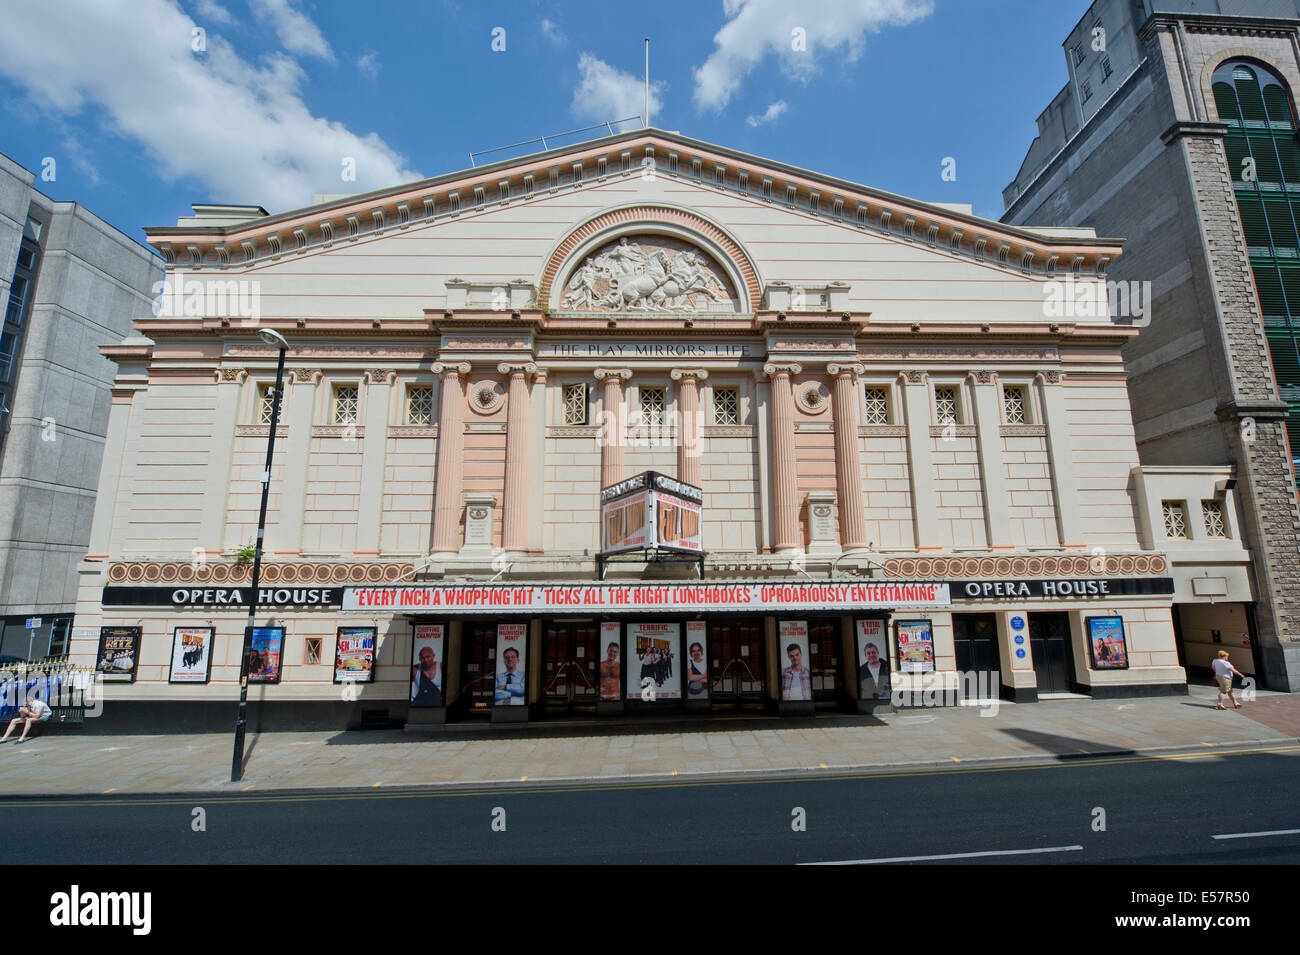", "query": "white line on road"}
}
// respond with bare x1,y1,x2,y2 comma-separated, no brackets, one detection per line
1212,828,1300,841
801,845,1084,865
